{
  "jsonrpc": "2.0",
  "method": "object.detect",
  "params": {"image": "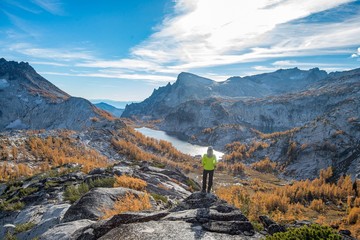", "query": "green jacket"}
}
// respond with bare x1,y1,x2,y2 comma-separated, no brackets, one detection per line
202,154,217,170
